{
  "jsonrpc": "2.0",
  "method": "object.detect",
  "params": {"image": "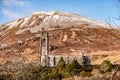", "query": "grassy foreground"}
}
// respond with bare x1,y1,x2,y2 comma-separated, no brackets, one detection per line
0,58,119,80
